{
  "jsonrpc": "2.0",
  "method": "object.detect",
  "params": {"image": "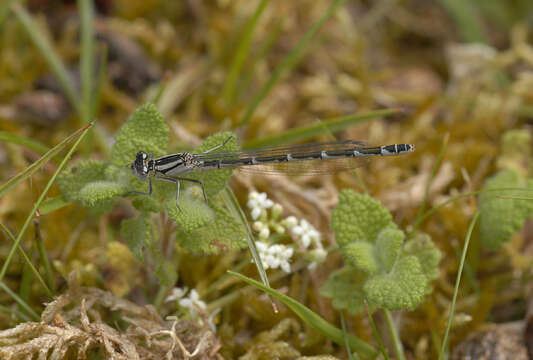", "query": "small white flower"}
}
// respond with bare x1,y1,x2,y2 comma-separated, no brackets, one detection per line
179,289,206,316
247,192,274,220
251,207,262,220
256,241,294,273
272,203,283,218
283,216,298,229
291,219,321,249
307,248,327,270
165,287,188,303
253,221,266,232
259,227,270,240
